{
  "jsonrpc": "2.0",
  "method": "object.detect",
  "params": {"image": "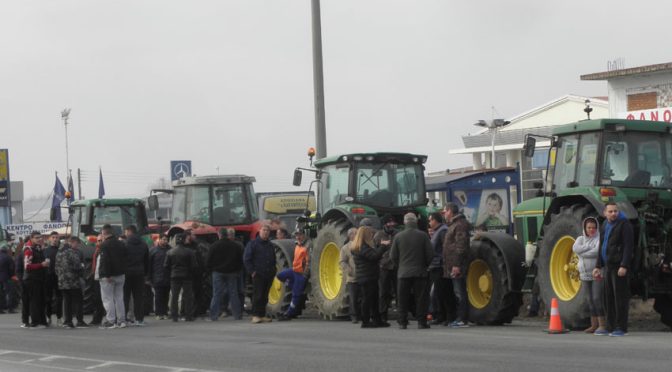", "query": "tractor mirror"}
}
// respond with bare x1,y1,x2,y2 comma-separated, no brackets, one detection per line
523,136,536,157
293,169,303,186
148,195,159,211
